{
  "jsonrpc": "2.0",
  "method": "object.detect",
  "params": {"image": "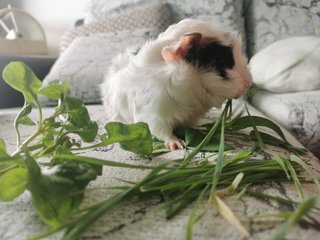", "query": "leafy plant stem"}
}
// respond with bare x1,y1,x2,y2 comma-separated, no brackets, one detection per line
12,128,44,157
34,97,43,129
